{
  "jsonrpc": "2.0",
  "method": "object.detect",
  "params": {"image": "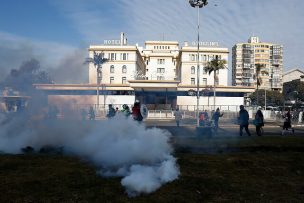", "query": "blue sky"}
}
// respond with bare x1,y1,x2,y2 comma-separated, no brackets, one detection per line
0,0,303,83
